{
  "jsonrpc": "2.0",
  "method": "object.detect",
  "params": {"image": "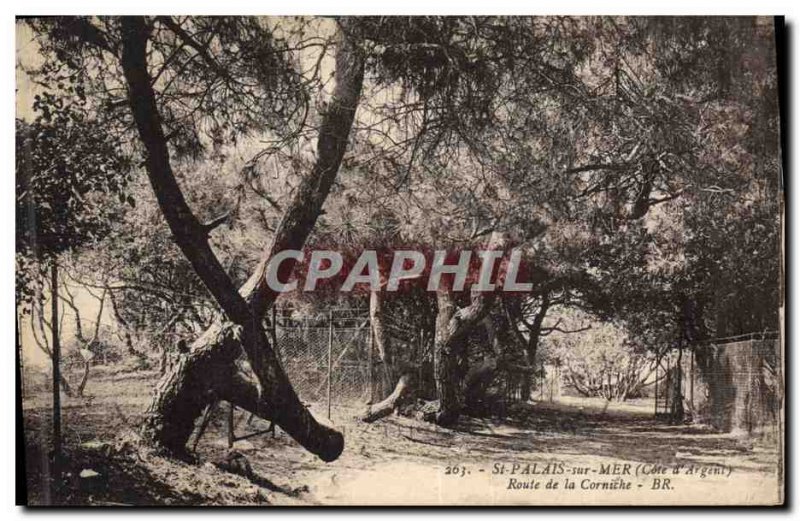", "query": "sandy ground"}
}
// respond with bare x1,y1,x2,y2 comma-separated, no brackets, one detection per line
20,364,783,506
